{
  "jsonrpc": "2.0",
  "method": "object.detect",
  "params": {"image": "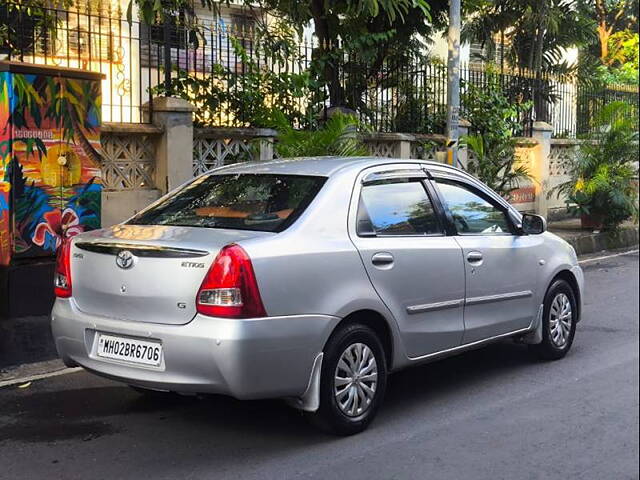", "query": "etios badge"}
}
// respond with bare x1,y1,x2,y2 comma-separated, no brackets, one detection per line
115,250,135,269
